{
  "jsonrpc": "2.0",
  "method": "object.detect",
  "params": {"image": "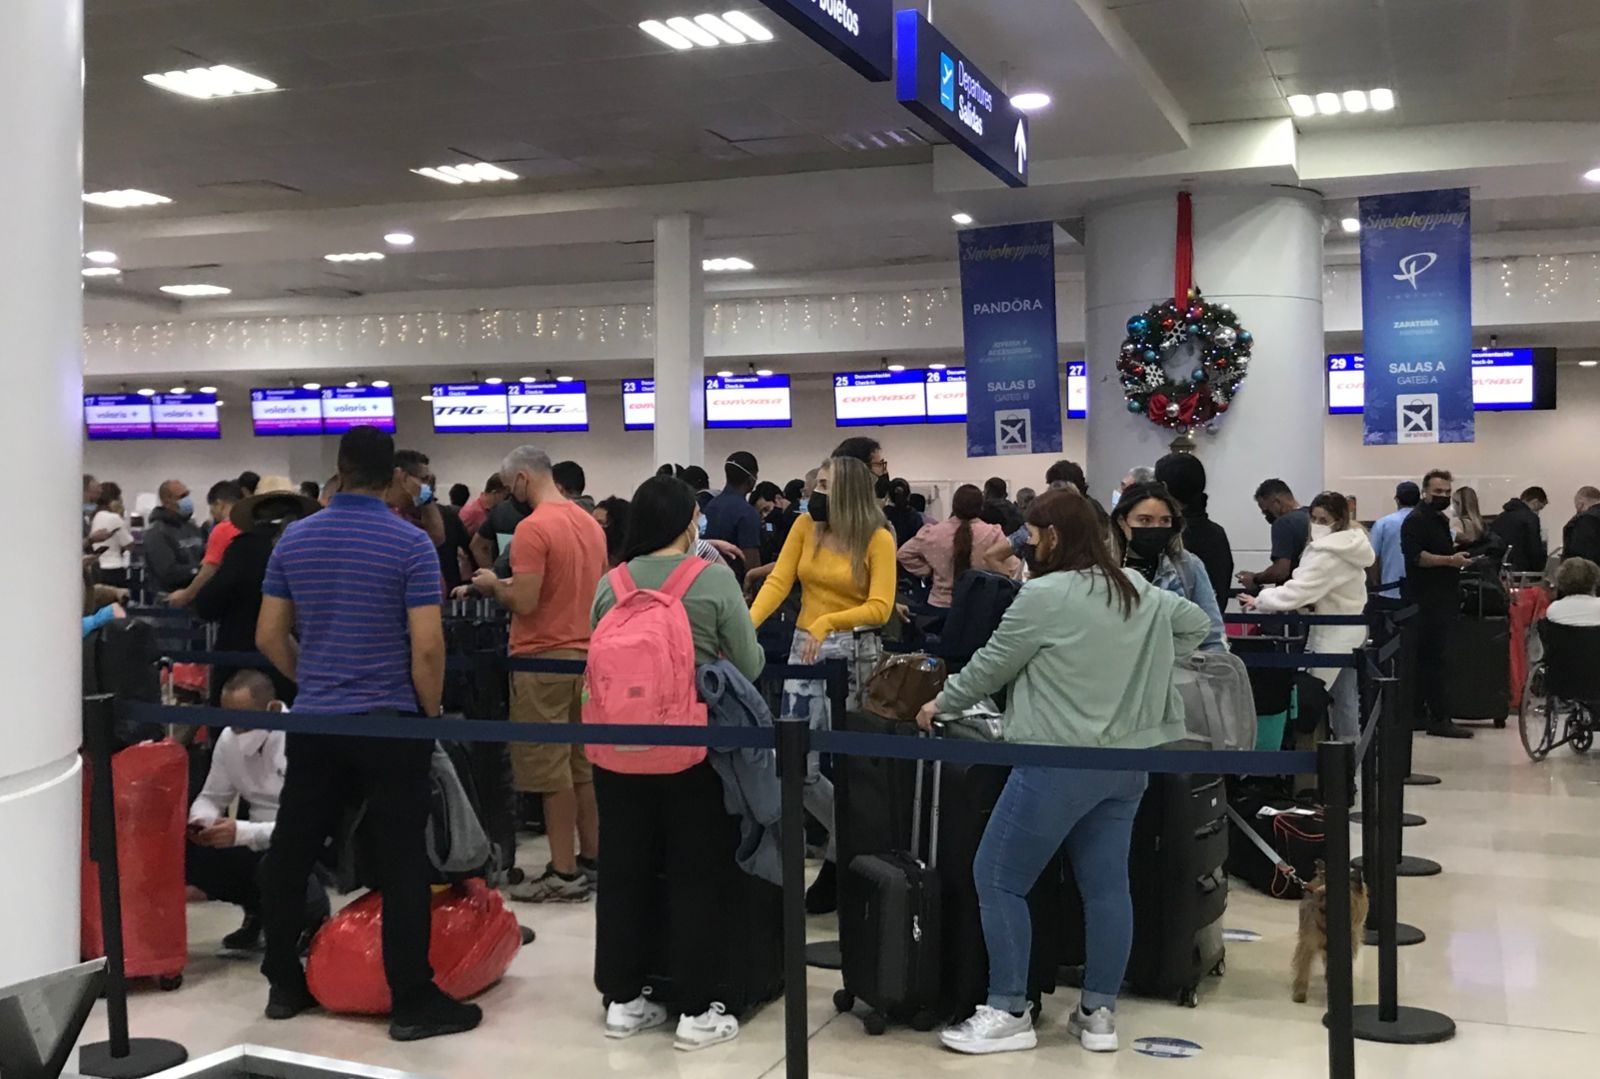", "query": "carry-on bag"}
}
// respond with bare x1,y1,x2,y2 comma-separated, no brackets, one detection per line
862,653,946,724
1224,795,1325,901
638,864,785,1019
1174,651,1257,750
839,748,943,1034
1447,616,1512,724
